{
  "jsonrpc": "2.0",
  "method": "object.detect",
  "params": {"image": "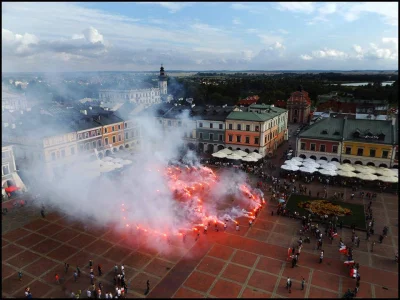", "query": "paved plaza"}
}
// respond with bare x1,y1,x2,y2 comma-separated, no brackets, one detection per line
2,178,398,298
